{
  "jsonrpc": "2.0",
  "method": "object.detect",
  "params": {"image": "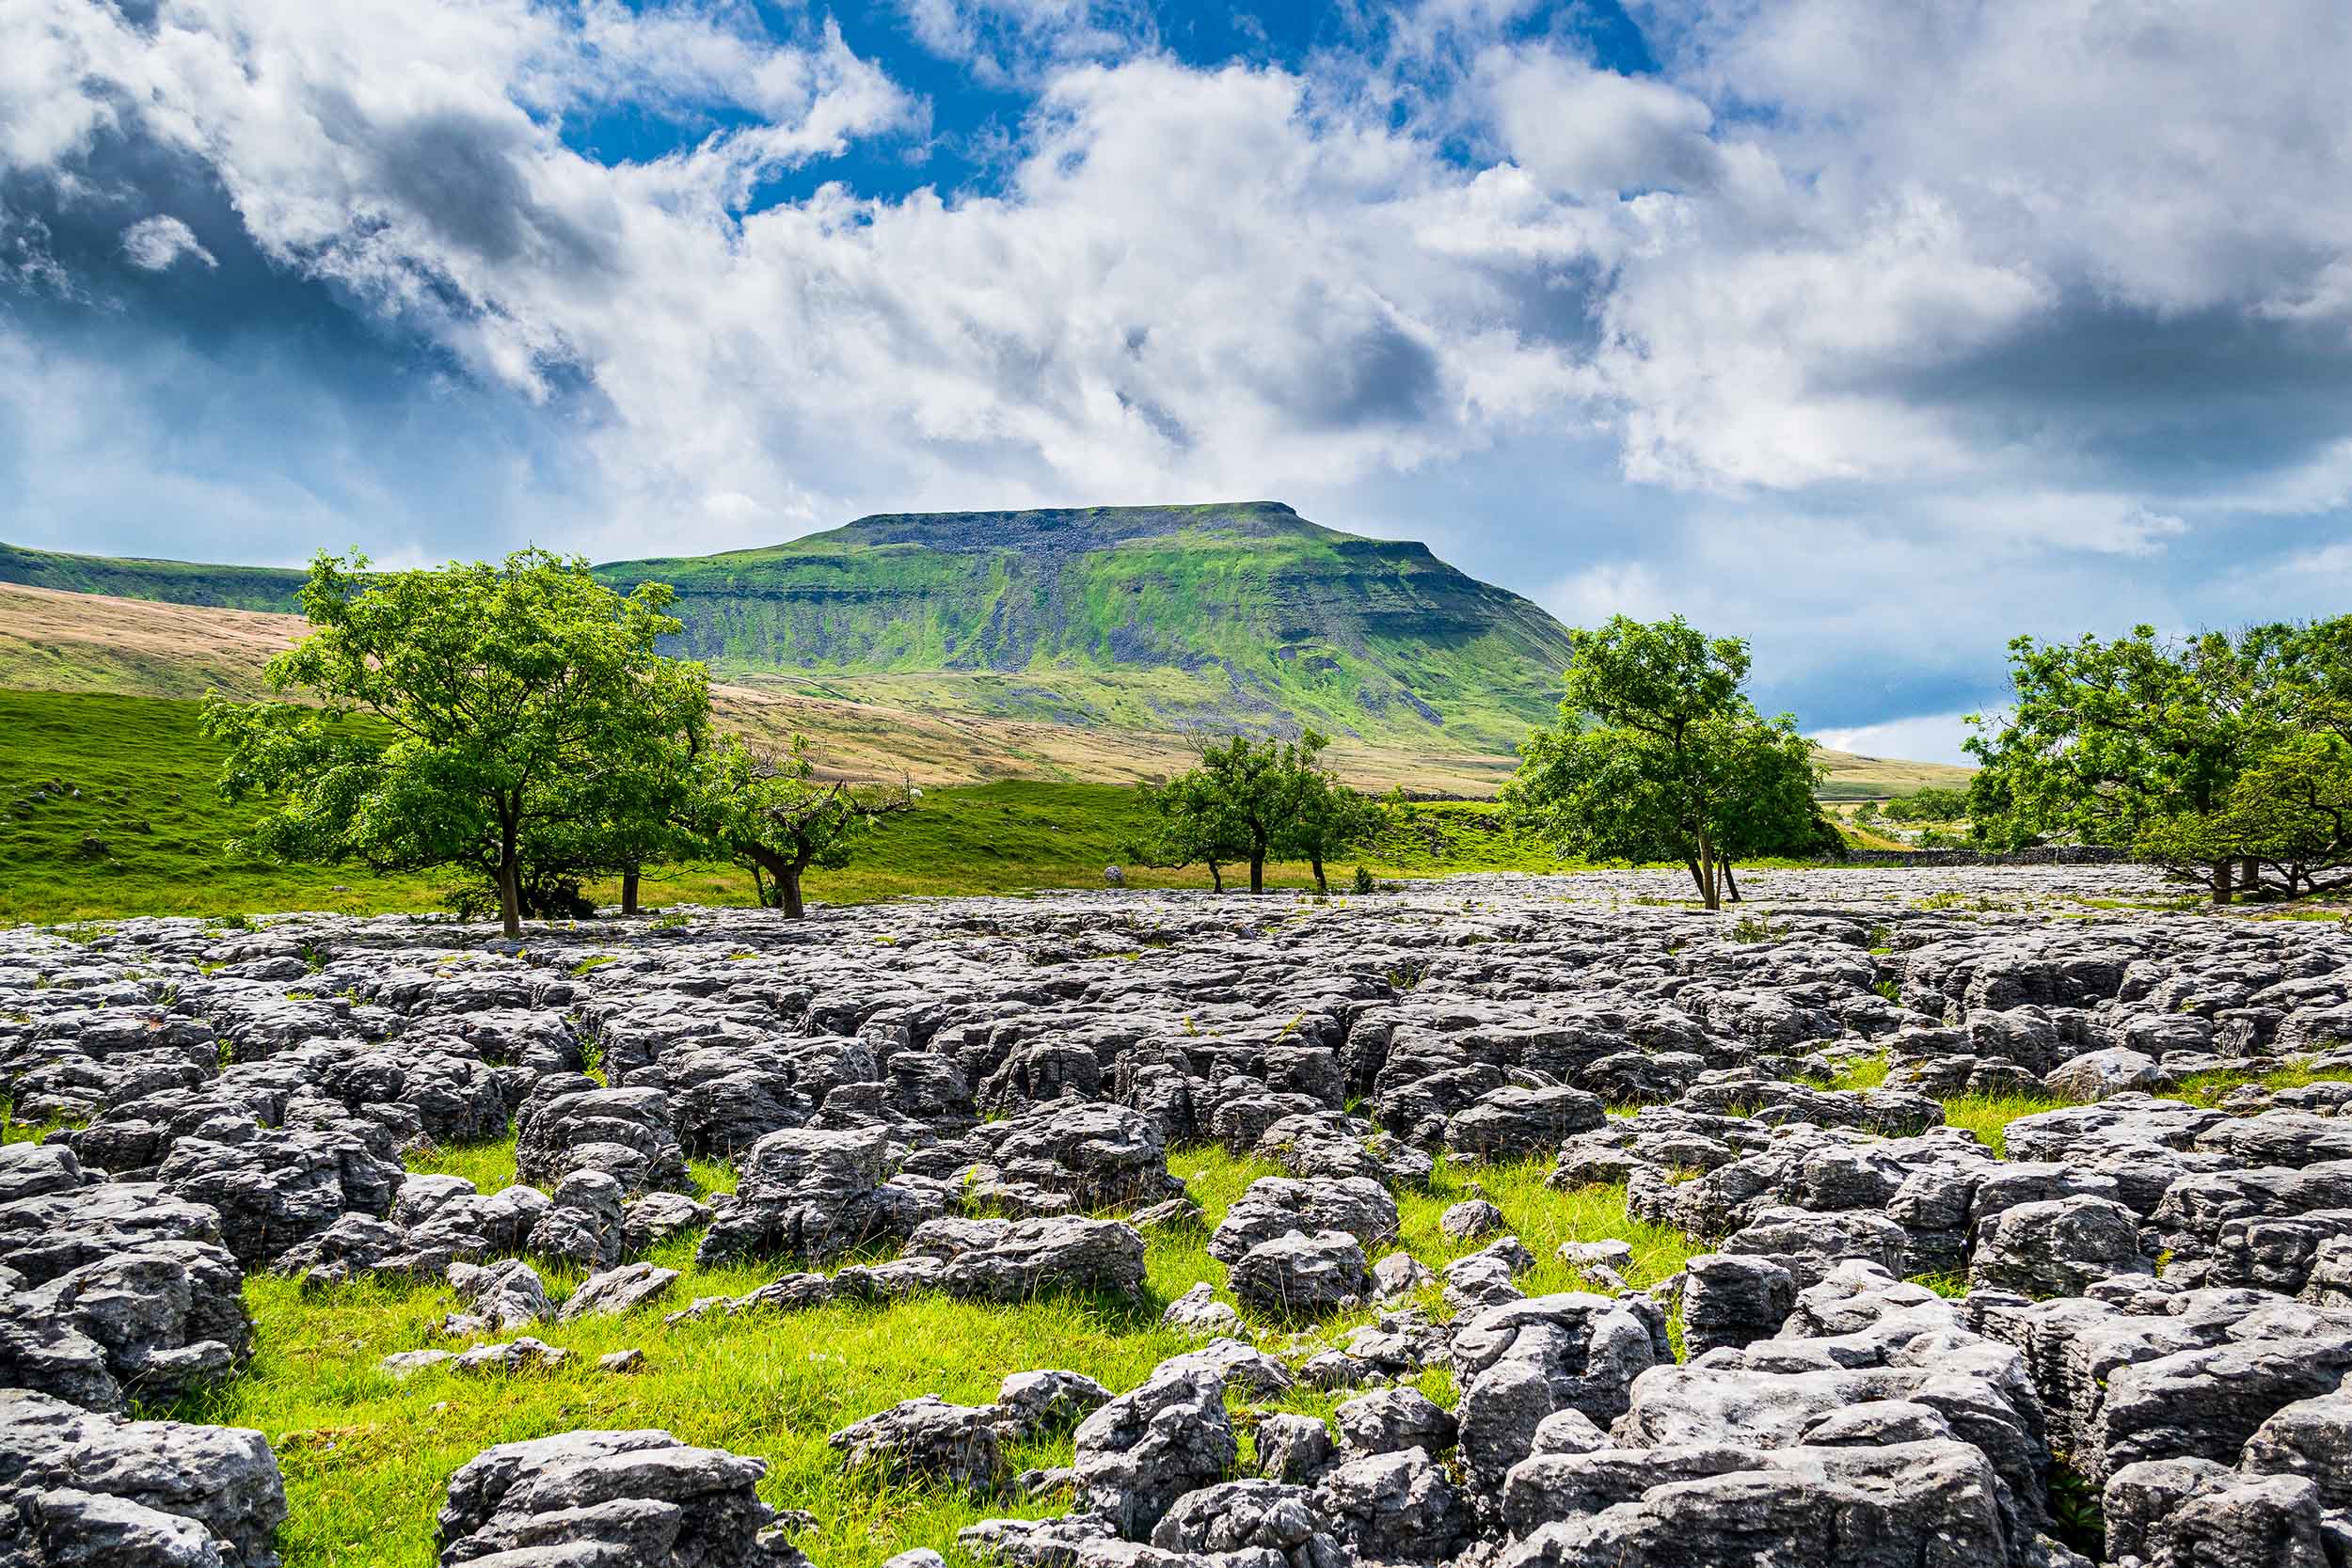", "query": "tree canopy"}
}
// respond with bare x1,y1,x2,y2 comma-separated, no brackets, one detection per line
1968,619,2352,899
1129,729,1385,894
689,738,915,917
205,548,708,936
1502,614,1833,908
